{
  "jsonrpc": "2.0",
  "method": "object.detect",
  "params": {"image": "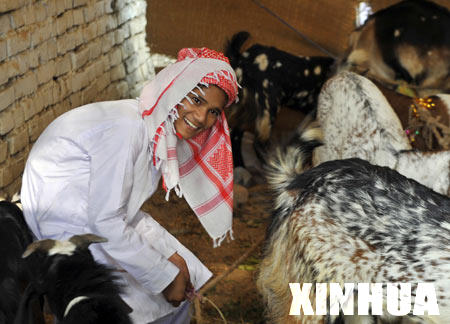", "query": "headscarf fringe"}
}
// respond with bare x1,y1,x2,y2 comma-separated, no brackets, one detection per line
213,228,234,248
